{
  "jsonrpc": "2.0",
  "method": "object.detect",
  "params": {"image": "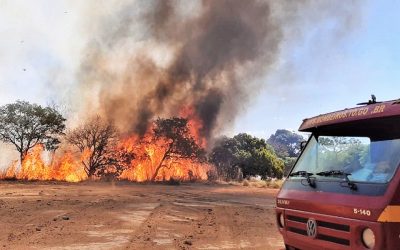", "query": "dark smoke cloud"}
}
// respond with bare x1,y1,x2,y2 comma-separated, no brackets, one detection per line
76,0,361,141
